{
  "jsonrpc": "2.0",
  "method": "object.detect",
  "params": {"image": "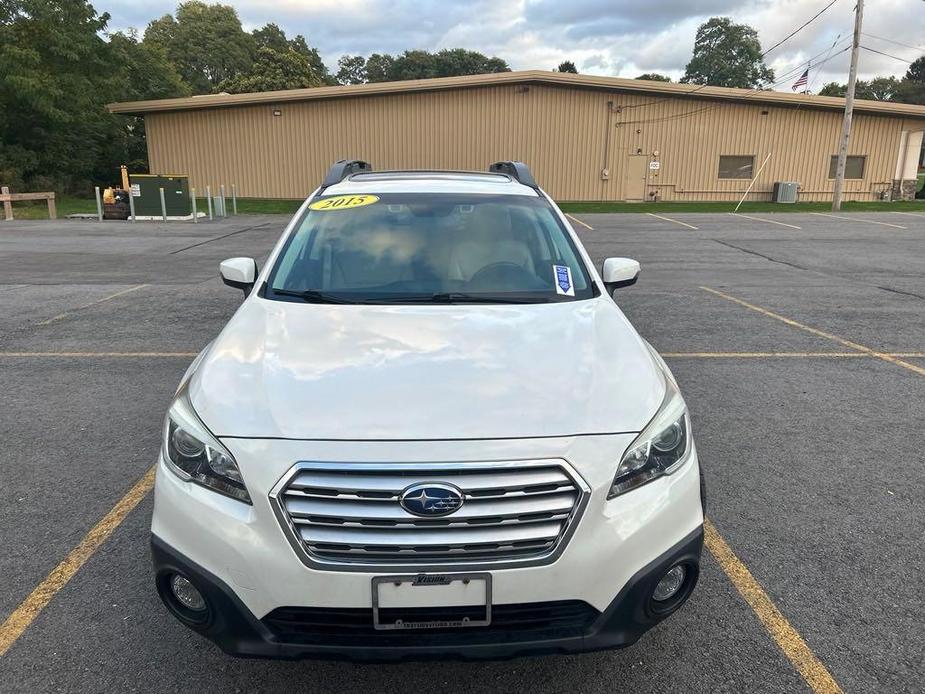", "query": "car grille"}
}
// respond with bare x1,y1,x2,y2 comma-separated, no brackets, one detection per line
263,601,599,646
269,461,590,570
